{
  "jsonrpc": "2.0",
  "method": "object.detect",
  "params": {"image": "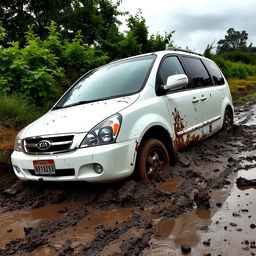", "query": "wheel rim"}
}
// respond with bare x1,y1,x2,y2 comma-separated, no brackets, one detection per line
146,147,167,177
224,111,233,132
